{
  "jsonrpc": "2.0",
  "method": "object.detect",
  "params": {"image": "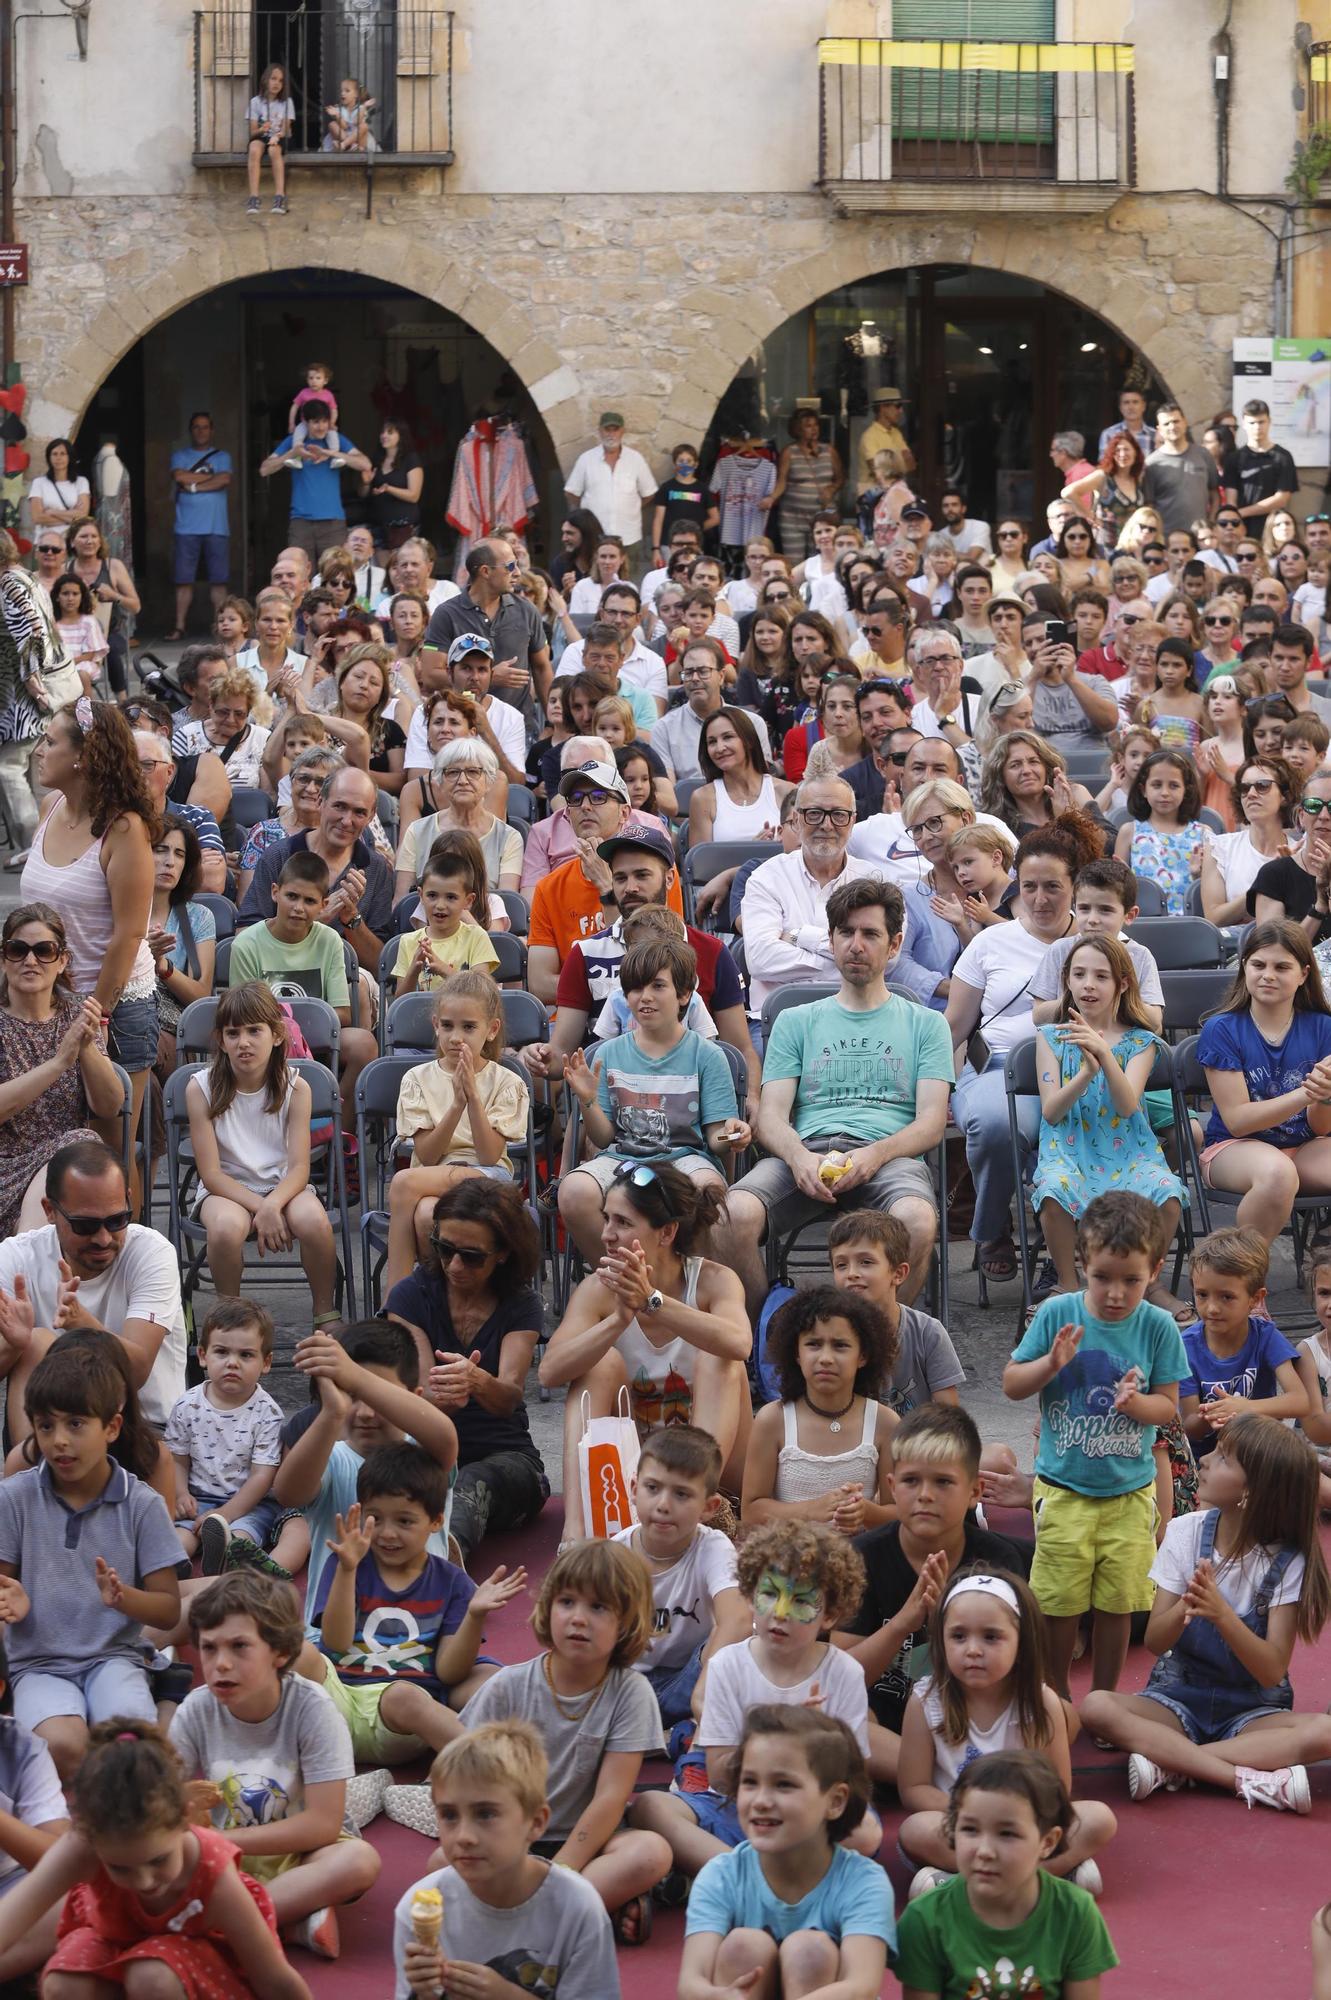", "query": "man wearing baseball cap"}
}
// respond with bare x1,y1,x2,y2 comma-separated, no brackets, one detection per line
563,412,659,559
857,387,915,490
527,761,684,1002
407,631,527,780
